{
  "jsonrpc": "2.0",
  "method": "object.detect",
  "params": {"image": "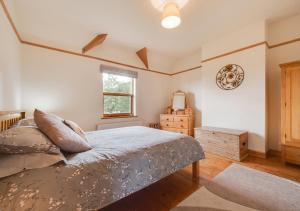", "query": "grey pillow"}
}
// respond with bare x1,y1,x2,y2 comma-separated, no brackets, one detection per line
34,109,91,153
0,127,60,154
63,120,88,141
0,152,66,178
